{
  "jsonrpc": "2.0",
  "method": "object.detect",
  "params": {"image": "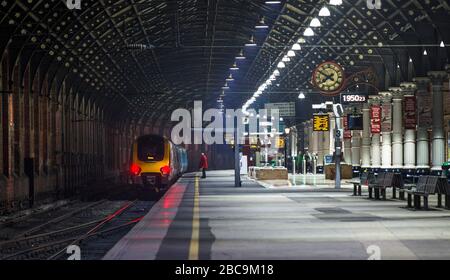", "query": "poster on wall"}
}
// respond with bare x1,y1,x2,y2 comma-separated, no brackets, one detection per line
370,105,381,134
404,96,417,129
381,103,392,132
417,87,432,128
